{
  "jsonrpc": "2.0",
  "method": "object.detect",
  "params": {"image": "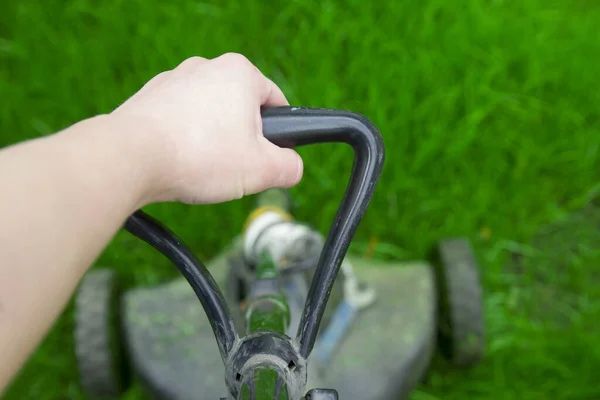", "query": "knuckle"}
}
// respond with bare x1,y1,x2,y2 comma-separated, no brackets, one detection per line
218,52,253,69
152,71,170,82
177,56,206,69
